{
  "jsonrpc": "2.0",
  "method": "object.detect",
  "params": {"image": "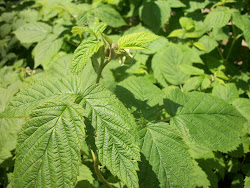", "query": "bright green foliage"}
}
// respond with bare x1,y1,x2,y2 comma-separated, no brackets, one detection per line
166,89,246,152
14,22,52,43
12,101,85,188
33,35,63,69
116,76,164,121
95,4,126,27
2,76,82,118
72,22,107,38
0,0,249,187
245,176,250,188
152,44,192,86
204,7,231,29
139,122,209,187
212,83,239,103
118,32,160,50
71,40,103,74
82,84,140,188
